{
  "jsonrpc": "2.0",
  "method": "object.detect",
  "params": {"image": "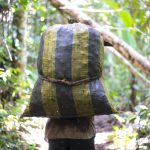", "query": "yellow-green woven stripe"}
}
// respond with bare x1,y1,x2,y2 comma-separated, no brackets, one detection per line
42,25,60,78
72,83,93,116
72,25,93,116
72,24,89,81
41,80,60,117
